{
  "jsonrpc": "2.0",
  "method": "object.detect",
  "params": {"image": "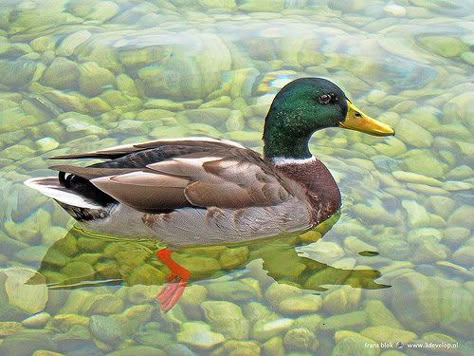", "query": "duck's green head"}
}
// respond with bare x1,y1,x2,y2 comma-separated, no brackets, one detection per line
263,77,394,160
